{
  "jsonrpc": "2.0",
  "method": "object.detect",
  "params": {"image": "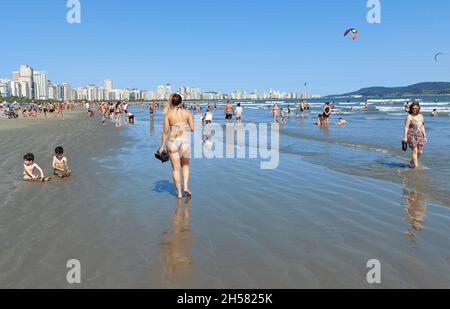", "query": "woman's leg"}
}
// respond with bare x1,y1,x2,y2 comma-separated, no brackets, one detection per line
168,142,183,199
181,158,191,197
180,143,192,196
417,149,424,165
411,148,419,168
